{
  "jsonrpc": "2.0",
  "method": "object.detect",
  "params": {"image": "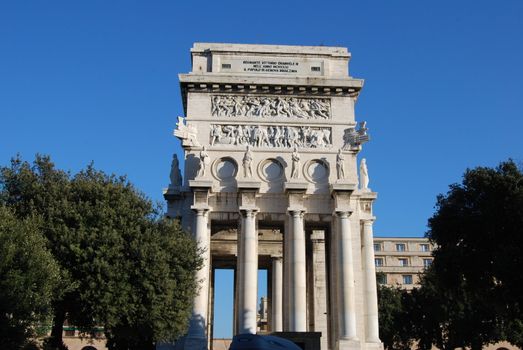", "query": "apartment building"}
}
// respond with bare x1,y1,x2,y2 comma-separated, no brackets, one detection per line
373,237,434,290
